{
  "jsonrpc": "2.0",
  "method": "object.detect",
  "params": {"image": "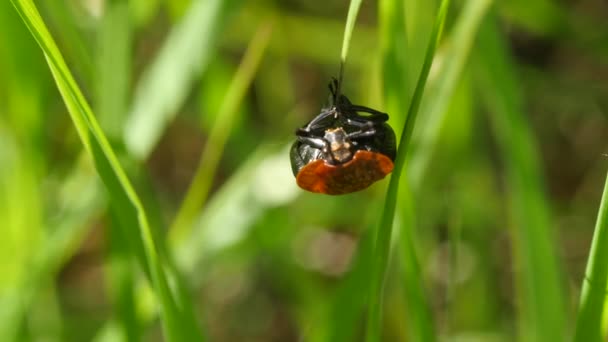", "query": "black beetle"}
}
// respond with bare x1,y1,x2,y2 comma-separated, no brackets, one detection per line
290,78,396,195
